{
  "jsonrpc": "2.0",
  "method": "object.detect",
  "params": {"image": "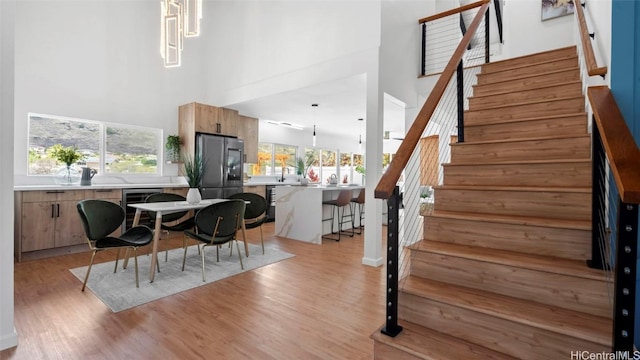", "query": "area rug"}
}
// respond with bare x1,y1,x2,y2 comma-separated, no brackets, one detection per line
69,242,294,312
